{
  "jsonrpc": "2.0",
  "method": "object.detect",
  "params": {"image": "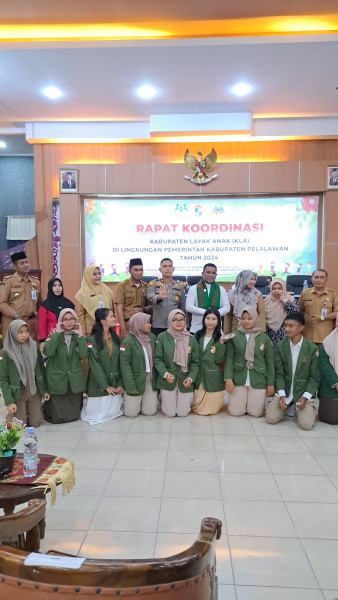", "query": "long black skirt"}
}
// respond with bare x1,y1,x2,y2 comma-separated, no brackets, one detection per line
43,385,83,424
